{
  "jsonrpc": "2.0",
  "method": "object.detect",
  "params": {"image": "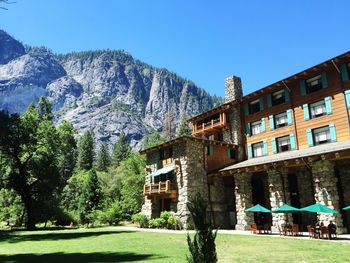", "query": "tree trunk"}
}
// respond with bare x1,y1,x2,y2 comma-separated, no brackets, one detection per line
22,194,36,230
